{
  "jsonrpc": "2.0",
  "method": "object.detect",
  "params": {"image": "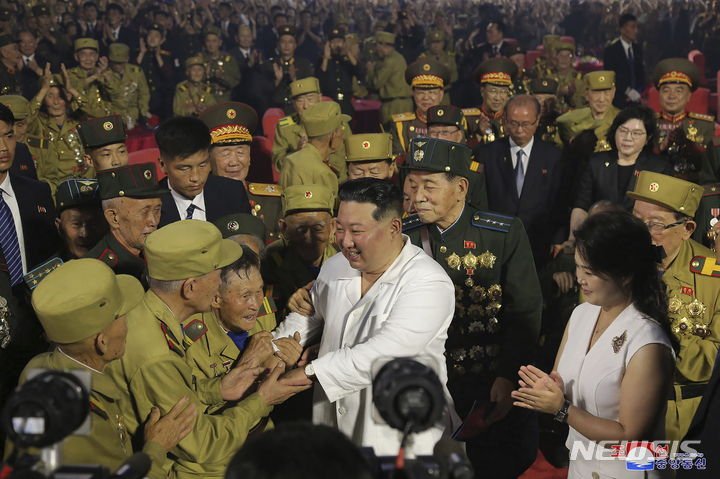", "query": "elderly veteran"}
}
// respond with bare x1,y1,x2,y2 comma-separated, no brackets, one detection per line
464,58,517,145
77,114,129,172
345,133,395,181
279,101,350,196
106,220,312,479
200,102,282,242
417,29,459,104
628,171,720,442
201,26,242,104
0,35,23,96
12,259,196,478
65,37,123,119
106,43,151,126
365,31,413,124
271,77,350,181
173,55,217,118
385,59,451,156
582,71,621,152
